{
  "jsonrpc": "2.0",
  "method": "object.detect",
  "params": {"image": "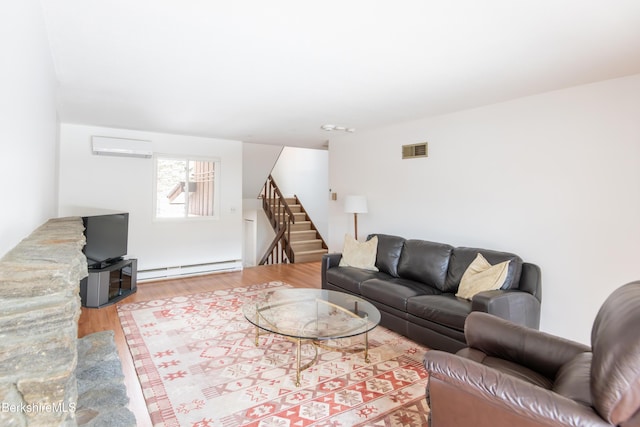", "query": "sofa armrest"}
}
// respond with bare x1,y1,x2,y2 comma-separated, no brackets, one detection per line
321,253,342,288
520,262,542,302
322,253,342,269
472,289,541,328
424,350,609,427
463,312,591,378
